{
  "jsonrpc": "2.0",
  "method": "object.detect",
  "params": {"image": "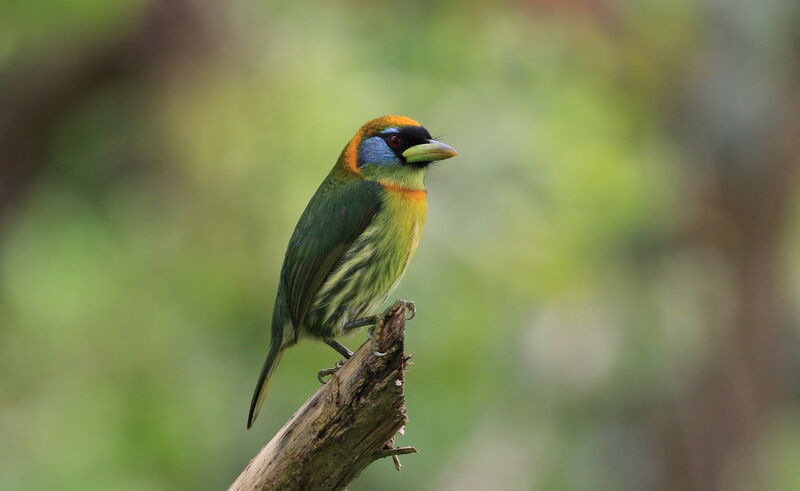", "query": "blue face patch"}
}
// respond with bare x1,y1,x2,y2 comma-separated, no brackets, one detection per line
357,135,402,167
